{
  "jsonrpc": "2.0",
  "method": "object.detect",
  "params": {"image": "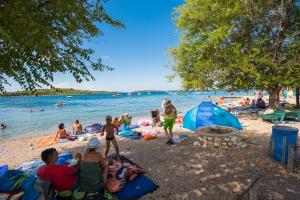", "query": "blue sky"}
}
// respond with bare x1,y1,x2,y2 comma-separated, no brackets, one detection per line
7,0,184,92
